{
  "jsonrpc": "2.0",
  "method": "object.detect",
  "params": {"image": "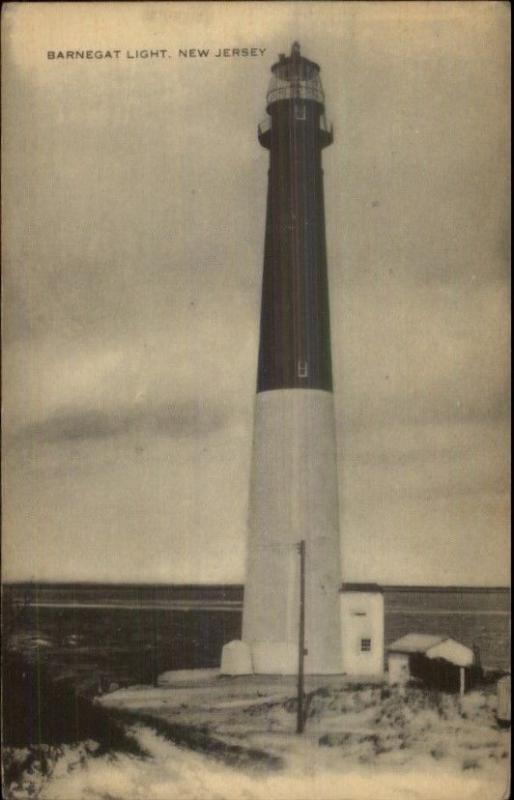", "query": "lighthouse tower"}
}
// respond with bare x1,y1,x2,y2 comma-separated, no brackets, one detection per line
241,43,343,675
